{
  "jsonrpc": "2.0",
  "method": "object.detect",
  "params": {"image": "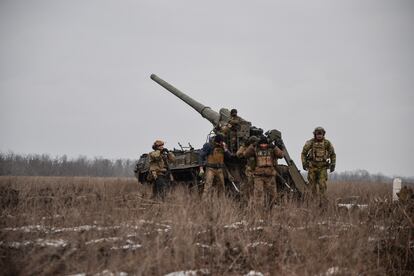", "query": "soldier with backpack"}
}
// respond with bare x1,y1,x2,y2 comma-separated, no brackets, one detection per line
242,136,284,209
148,140,175,200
